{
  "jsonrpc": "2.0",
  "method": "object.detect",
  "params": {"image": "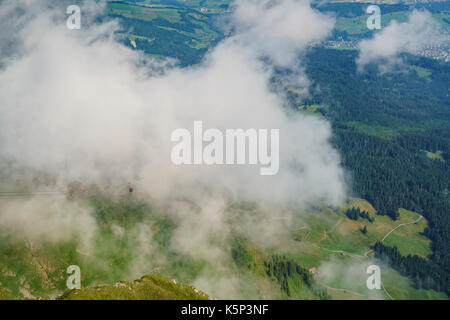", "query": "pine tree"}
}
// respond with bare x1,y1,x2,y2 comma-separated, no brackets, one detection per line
361,225,367,234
